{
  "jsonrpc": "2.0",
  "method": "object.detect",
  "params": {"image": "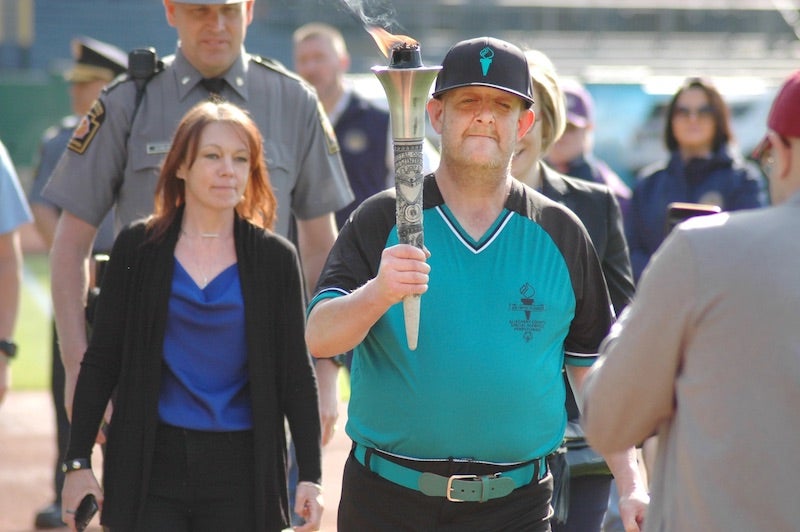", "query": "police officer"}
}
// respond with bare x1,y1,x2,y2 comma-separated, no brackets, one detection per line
43,0,352,520
28,35,127,530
